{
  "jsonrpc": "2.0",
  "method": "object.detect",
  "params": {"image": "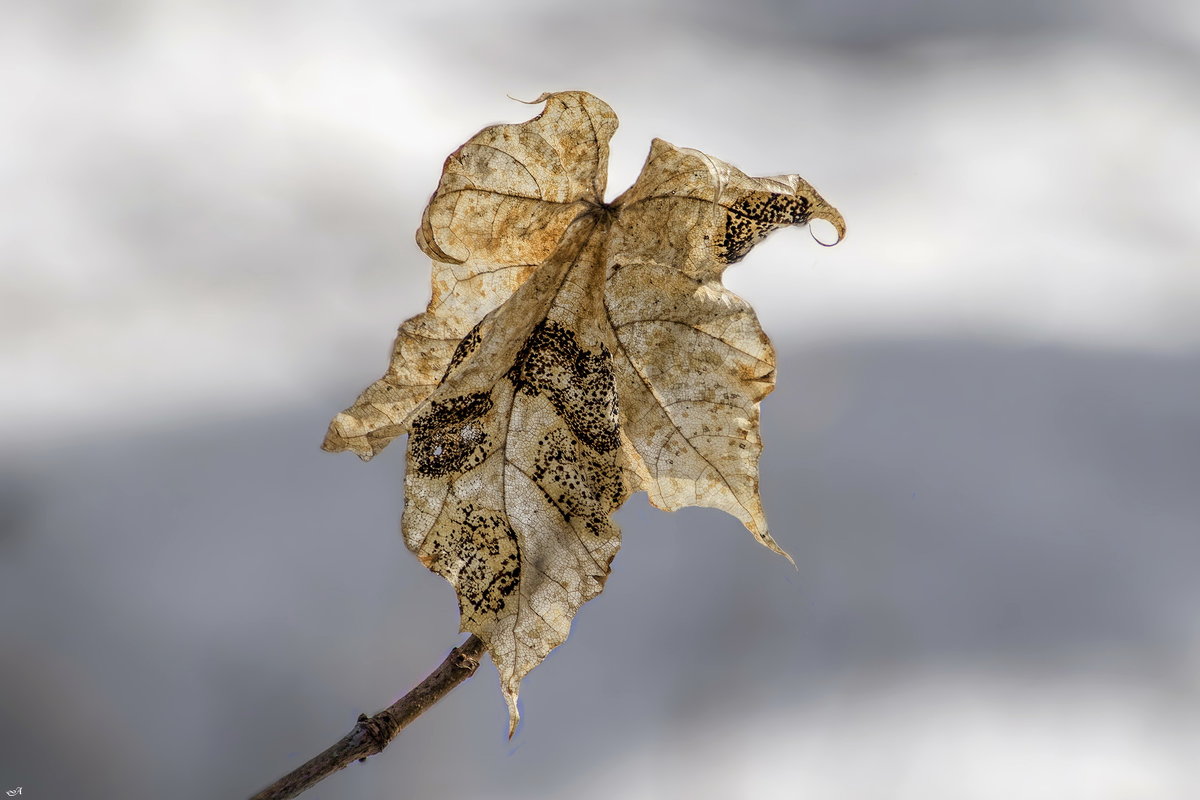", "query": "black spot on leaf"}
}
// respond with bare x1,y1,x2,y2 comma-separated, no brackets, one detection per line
444,320,485,379
410,392,494,476
507,320,621,453
718,192,812,263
